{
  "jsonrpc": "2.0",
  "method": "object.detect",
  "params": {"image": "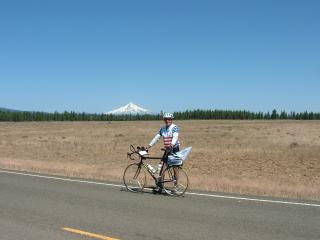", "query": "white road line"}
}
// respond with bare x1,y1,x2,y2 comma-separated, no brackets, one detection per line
185,192,320,207
0,169,123,188
1,169,319,208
